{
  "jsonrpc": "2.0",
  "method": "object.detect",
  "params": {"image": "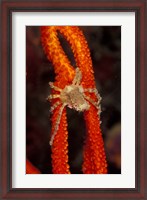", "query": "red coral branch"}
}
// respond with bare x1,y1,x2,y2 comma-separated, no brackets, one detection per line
41,26,107,174
26,159,40,174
